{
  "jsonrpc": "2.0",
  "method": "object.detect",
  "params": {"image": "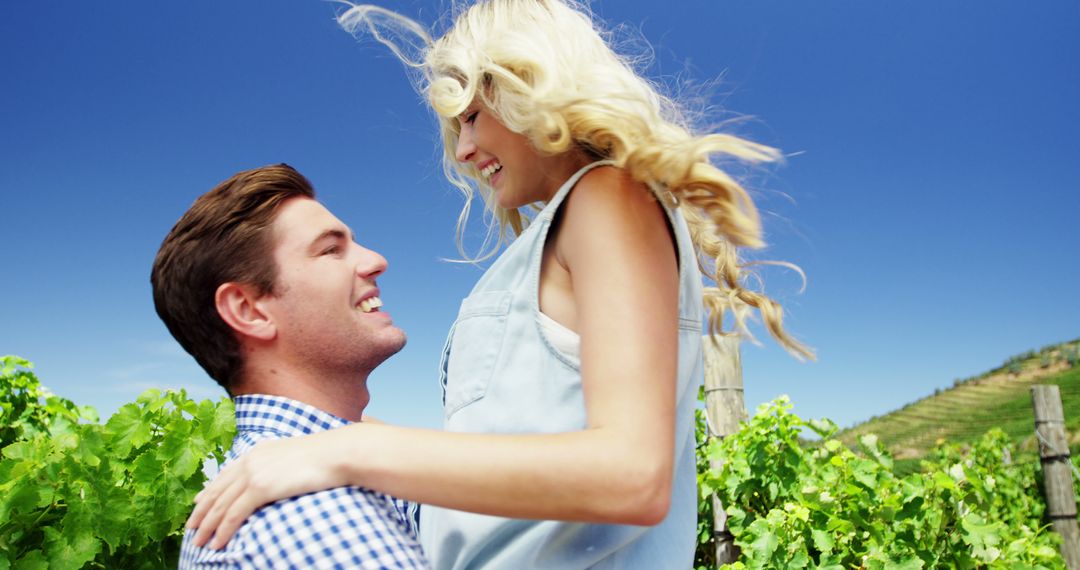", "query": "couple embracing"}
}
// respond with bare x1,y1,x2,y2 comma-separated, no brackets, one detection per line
153,2,809,569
